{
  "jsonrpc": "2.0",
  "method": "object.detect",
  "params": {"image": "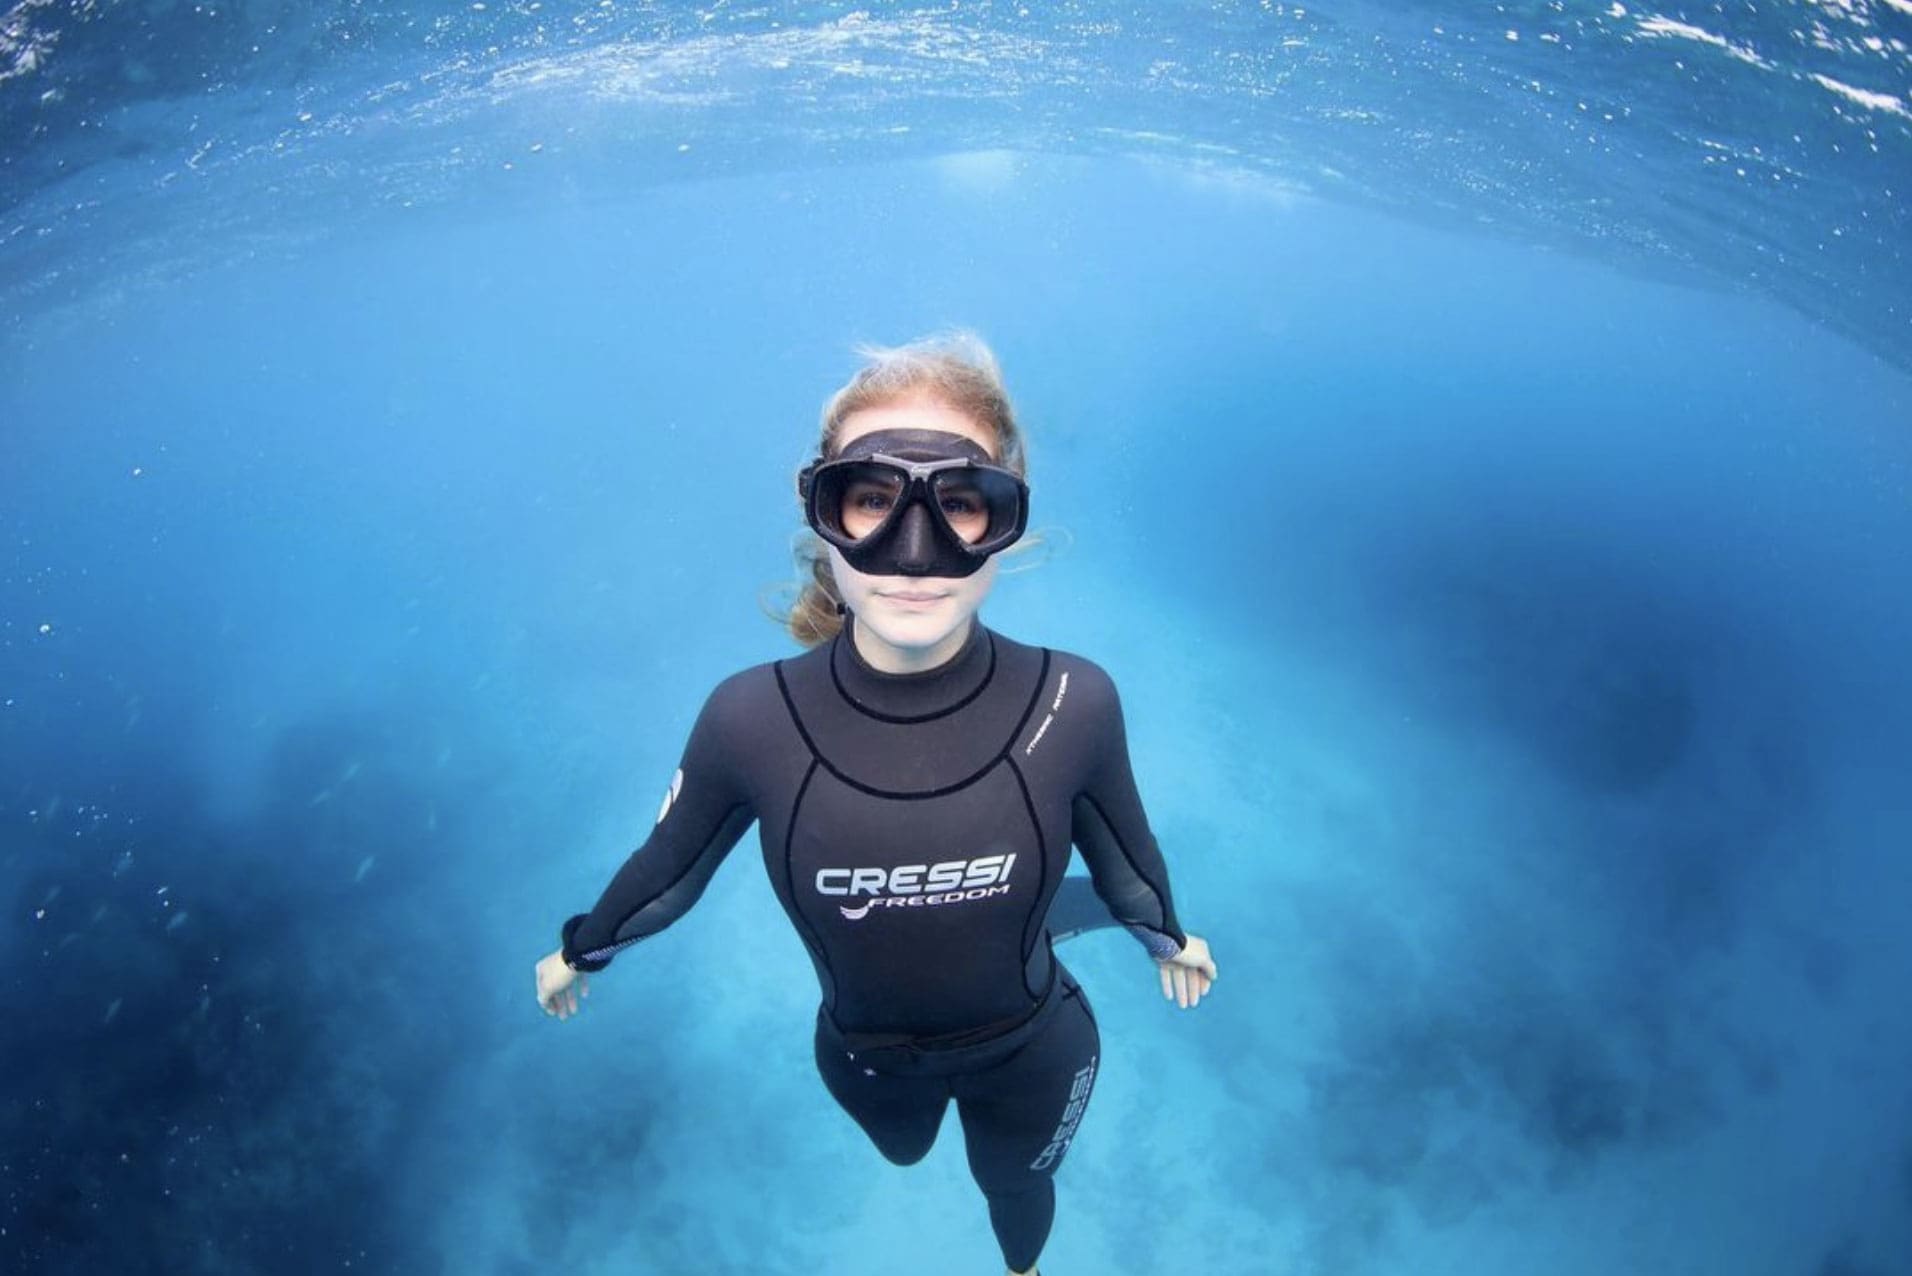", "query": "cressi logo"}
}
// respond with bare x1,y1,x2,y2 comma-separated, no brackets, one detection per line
817,853,1018,919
